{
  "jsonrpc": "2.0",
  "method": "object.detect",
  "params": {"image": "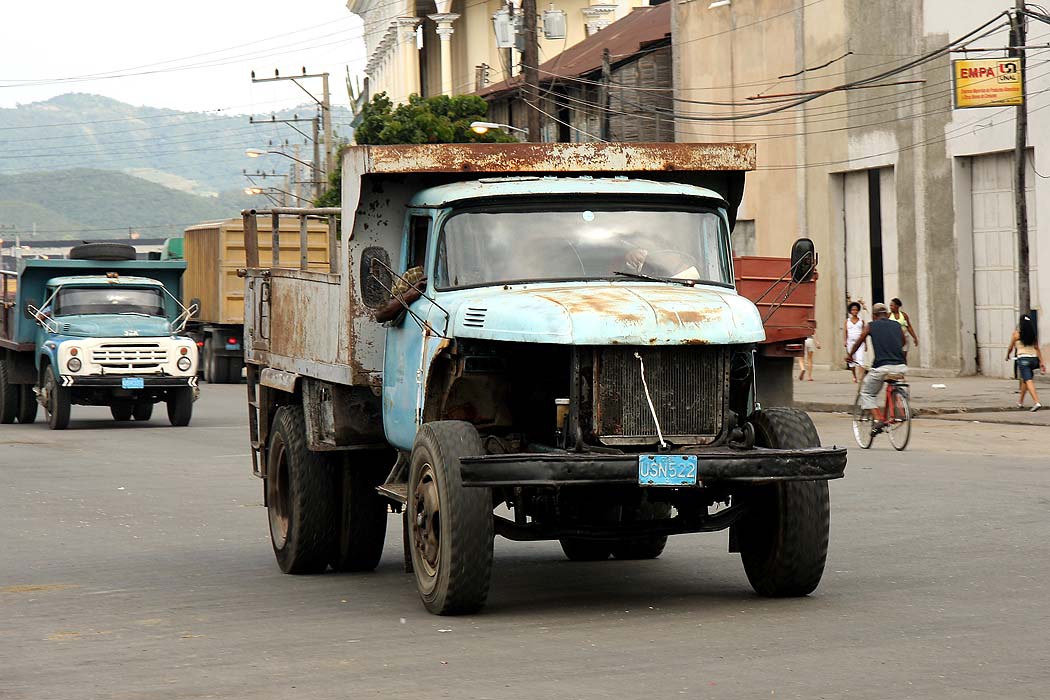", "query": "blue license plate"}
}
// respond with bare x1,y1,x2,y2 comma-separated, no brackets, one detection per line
121,377,145,389
225,342,241,350
638,454,698,486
